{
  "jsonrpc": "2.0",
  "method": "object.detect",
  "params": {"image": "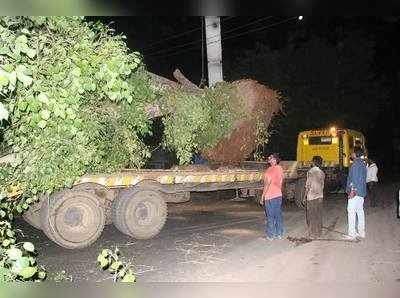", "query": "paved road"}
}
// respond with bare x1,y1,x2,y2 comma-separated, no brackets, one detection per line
15,182,400,283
